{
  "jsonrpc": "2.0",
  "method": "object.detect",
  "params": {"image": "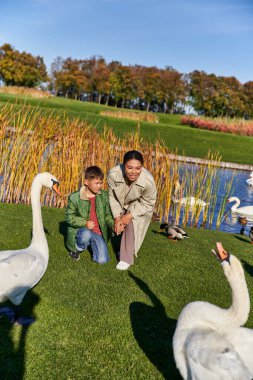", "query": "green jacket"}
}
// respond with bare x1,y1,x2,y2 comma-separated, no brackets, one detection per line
66,186,114,252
